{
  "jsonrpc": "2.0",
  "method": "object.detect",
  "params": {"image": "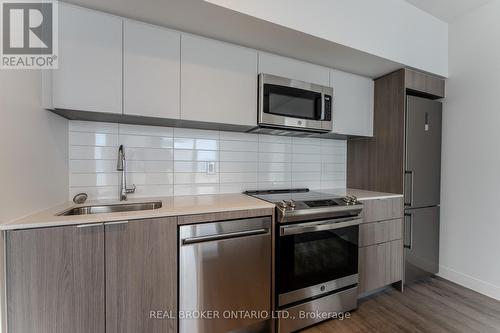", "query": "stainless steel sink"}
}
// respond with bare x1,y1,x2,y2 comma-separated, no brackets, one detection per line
58,201,162,216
